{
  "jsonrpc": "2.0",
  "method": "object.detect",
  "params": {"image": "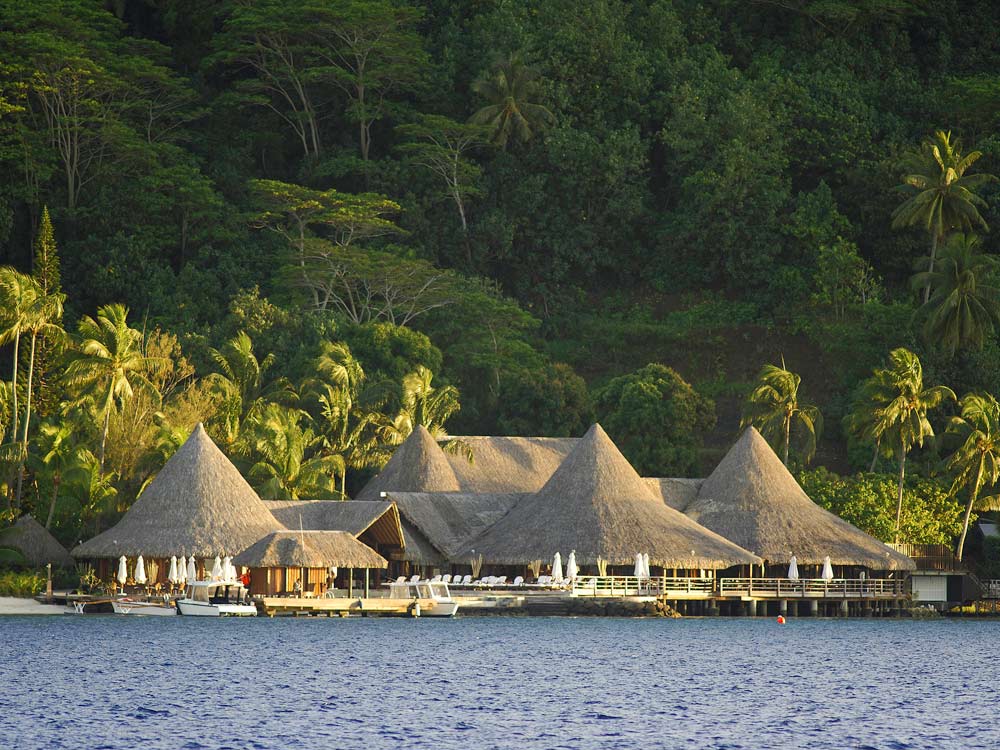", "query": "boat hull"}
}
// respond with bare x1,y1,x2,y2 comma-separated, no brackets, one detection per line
112,601,177,616
177,599,257,617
